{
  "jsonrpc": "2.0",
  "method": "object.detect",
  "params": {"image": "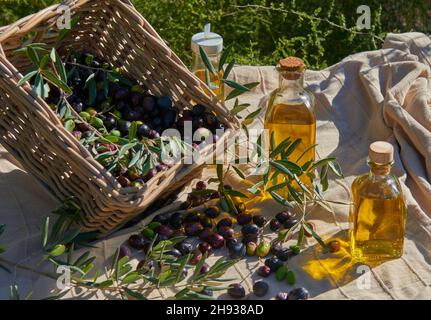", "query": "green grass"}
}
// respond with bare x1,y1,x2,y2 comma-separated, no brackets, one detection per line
0,0,429,69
